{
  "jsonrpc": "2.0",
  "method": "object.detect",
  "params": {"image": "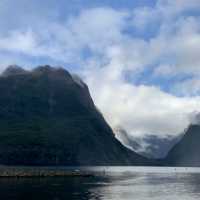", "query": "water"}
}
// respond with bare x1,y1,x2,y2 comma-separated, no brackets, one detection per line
0,167,200,200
